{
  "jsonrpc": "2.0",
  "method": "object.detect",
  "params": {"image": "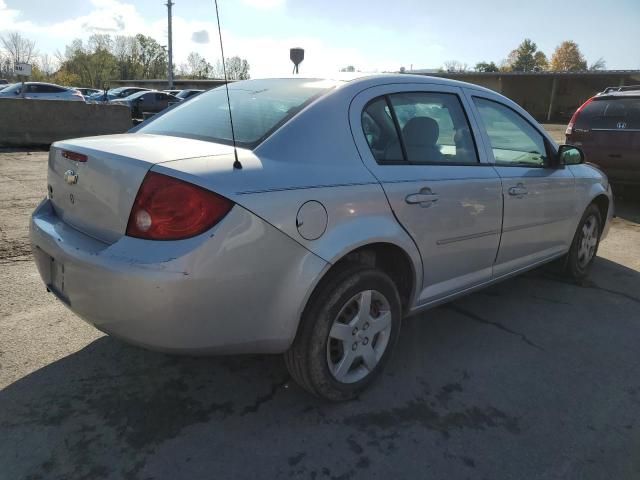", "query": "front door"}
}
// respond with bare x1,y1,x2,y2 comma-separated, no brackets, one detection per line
469,94,576,276
351,84,502,305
